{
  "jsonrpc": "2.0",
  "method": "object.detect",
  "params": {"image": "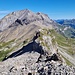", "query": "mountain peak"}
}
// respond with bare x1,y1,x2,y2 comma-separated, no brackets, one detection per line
0,9,54,31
